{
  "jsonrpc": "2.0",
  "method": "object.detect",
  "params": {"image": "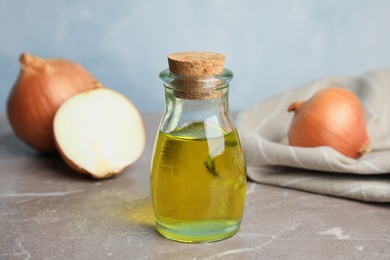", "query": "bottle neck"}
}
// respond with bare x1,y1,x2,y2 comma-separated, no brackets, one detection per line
159,69,234,135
